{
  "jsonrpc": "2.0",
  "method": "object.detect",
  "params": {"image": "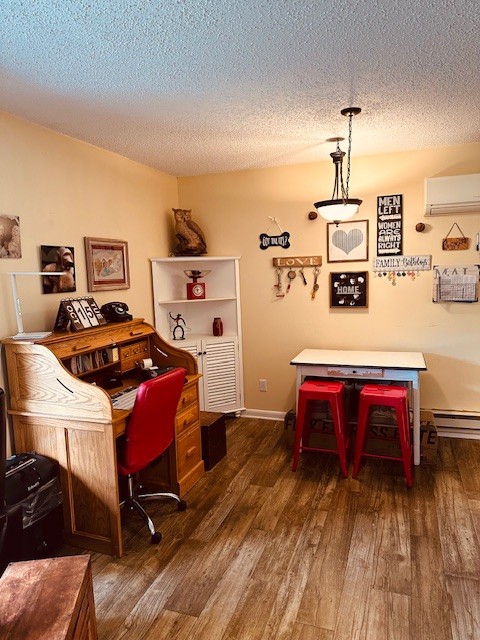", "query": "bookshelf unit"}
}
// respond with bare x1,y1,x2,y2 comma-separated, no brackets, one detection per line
151,256,244,414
